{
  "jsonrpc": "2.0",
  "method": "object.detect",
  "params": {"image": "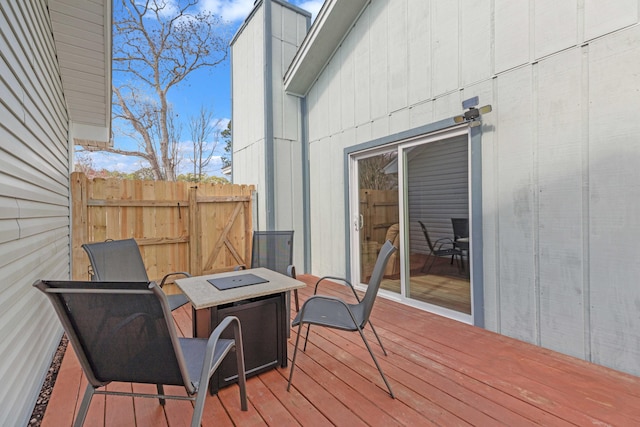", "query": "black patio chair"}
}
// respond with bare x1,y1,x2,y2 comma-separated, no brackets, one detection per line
237,231,299,311
287,240,397,398
418,221,462,275
451,217,469,271
82,238,190,311
33,279,247,427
